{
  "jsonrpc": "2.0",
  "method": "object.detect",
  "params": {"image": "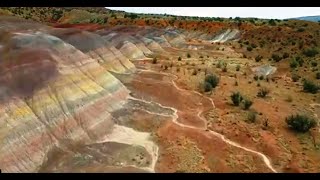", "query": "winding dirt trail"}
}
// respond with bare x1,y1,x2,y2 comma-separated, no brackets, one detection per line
132,68,278,173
